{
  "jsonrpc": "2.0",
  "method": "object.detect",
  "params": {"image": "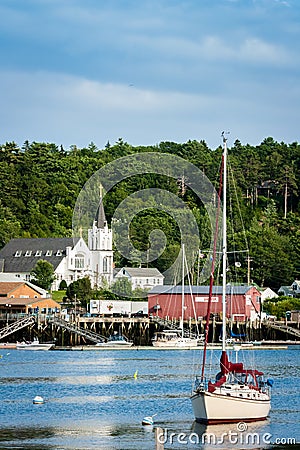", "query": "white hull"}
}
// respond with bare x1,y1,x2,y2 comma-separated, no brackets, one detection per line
16,342,54,350
152,337,199,348
95,342,133,348
191,389,270,424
